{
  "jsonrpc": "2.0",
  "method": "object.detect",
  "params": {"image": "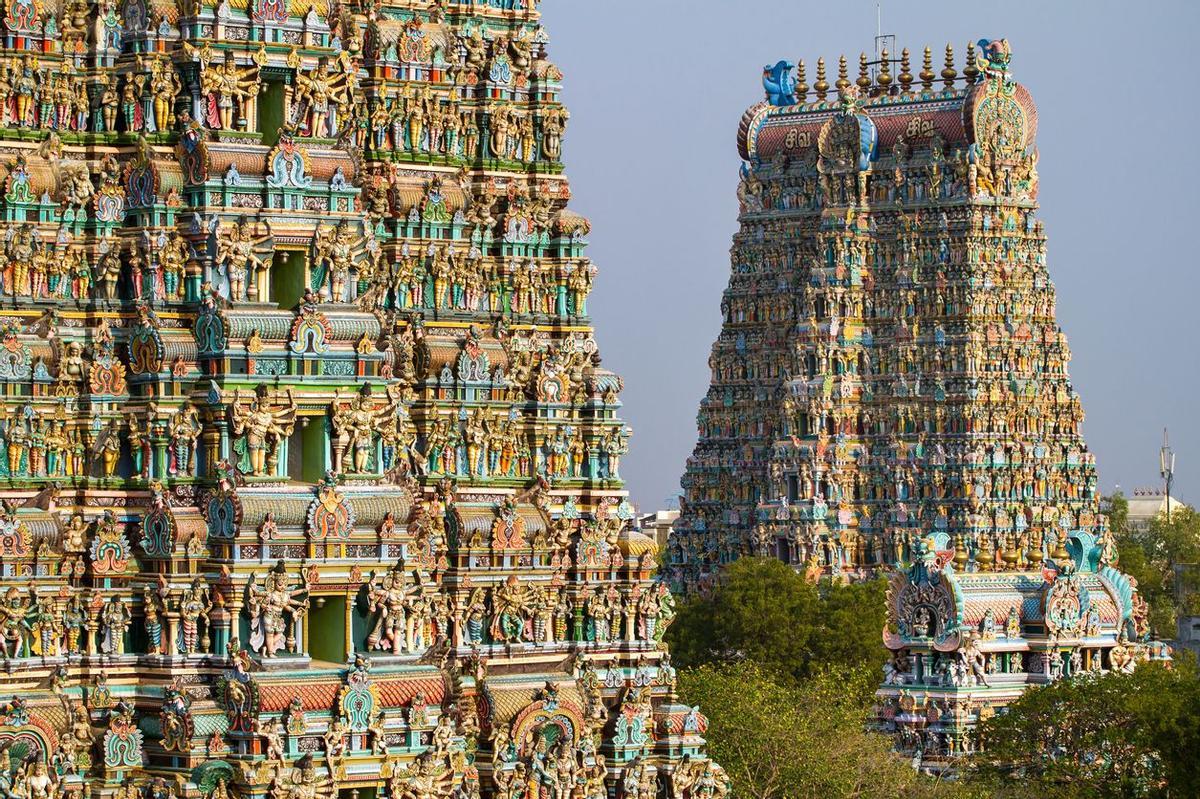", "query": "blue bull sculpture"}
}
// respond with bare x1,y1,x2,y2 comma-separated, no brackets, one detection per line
762,60,797,106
